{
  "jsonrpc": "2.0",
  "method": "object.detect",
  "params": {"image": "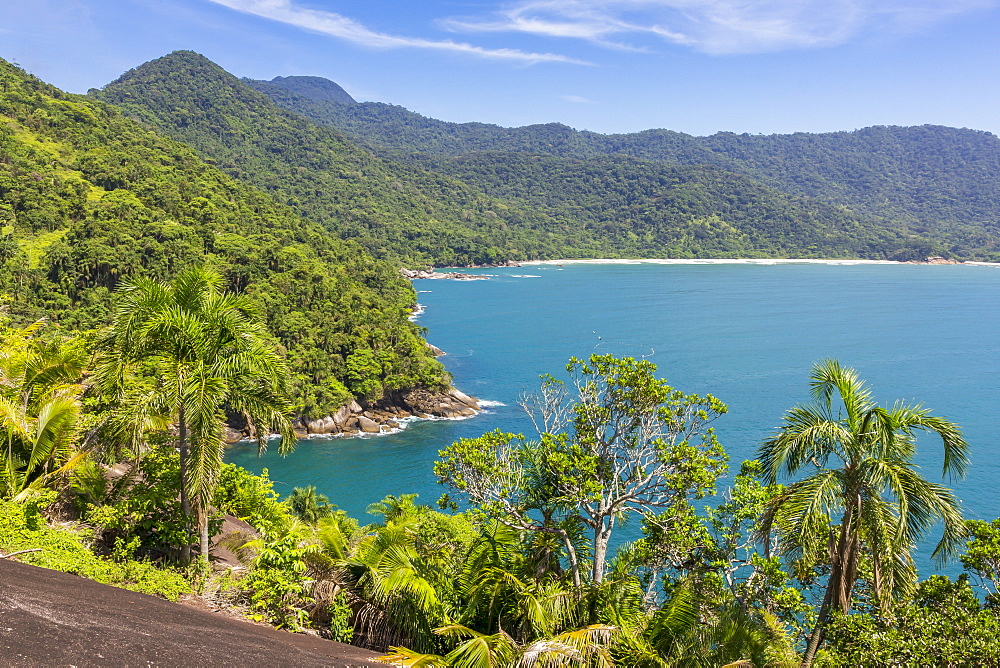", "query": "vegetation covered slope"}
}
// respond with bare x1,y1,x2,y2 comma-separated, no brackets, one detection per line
97,52,909,262
0,57,445,417
417,152,899,258
252,77,1000,260
94,51,560,266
